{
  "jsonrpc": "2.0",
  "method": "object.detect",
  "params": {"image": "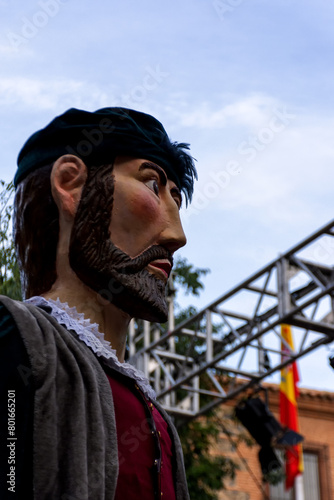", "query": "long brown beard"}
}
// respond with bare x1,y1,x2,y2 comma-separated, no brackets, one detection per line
69,163,172,322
